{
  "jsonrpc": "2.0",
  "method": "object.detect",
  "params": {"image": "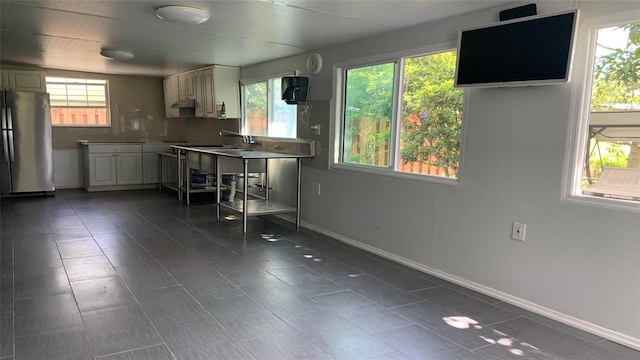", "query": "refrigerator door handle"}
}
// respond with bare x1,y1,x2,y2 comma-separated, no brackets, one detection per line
1,108,9,163
7,107,13,129
7,108,14,162
1,130,8,163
